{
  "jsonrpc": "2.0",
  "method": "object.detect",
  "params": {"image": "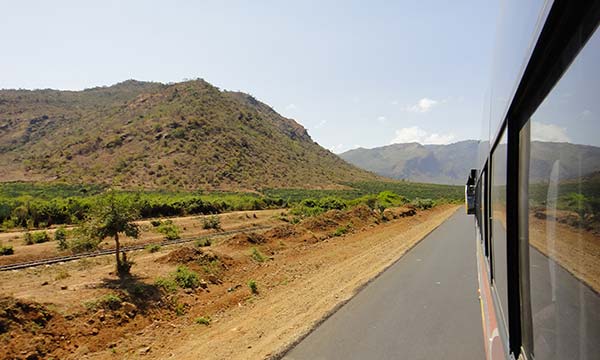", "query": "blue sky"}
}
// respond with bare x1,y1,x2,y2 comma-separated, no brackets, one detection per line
1,0,500,152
